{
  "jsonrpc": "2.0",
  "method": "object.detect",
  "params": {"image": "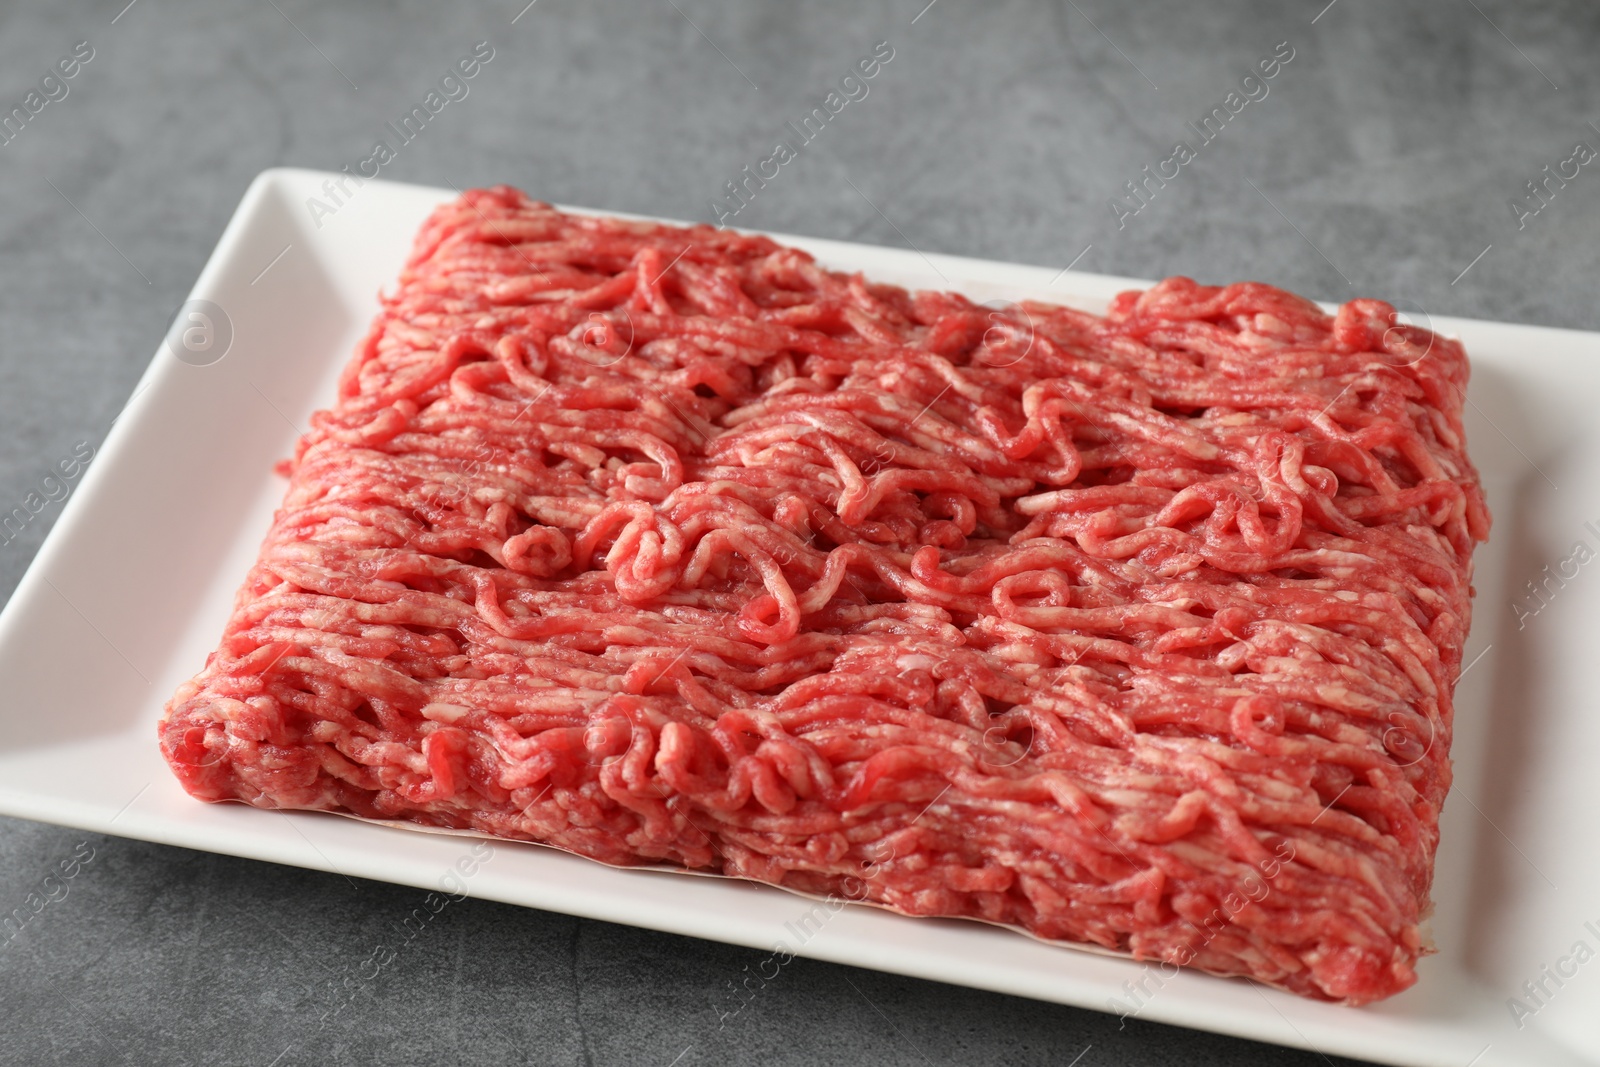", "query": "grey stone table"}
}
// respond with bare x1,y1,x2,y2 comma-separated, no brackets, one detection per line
1,1,1594,1063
